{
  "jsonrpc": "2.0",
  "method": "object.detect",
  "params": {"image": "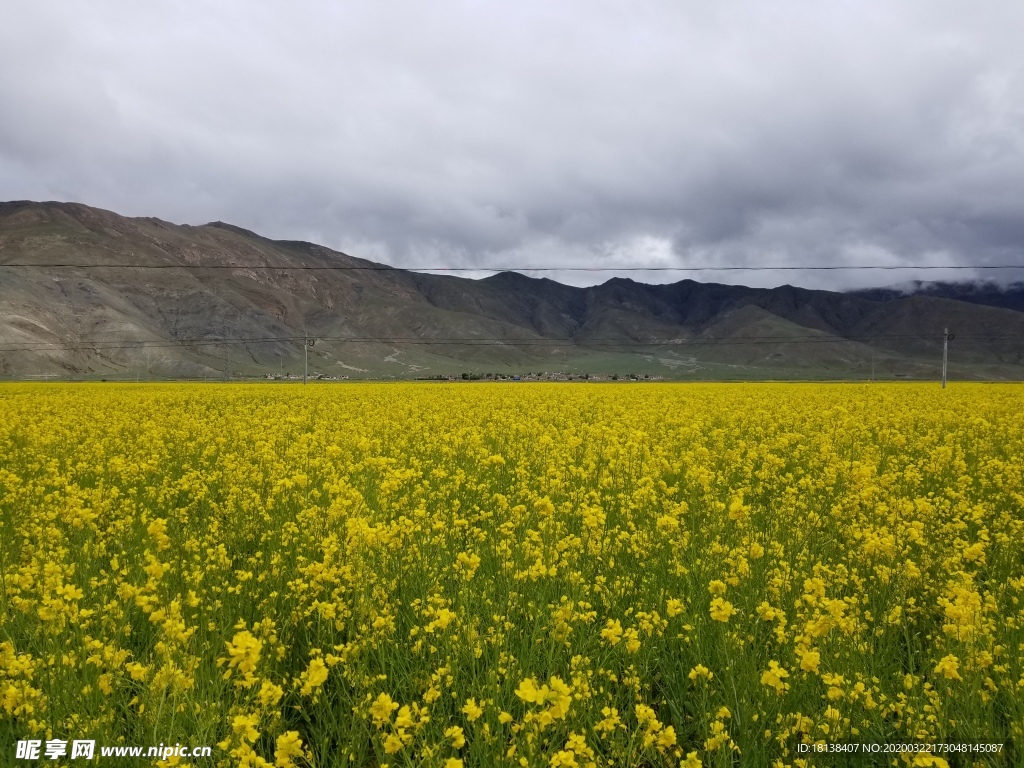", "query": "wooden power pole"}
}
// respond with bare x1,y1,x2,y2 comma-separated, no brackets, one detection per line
942,328,954,388
304,336,315,385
